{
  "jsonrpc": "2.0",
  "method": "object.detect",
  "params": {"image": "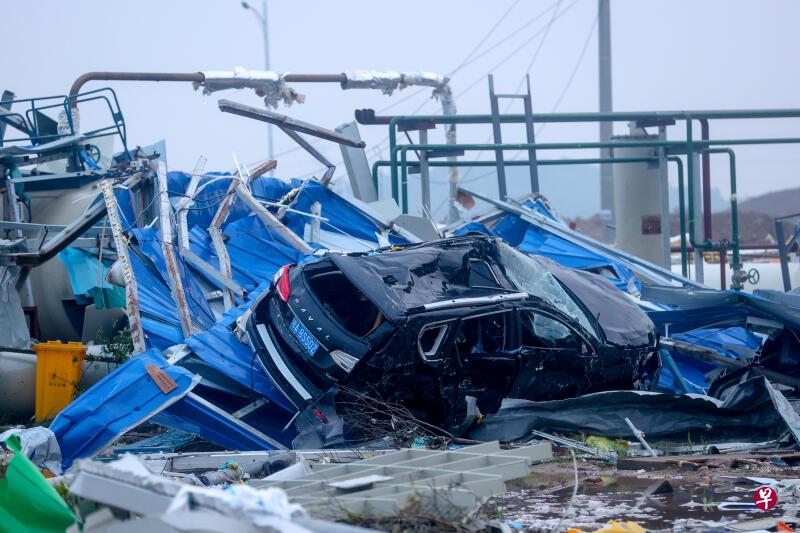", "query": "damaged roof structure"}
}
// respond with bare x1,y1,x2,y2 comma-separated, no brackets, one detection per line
21,96,800,471
4,69,800,530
